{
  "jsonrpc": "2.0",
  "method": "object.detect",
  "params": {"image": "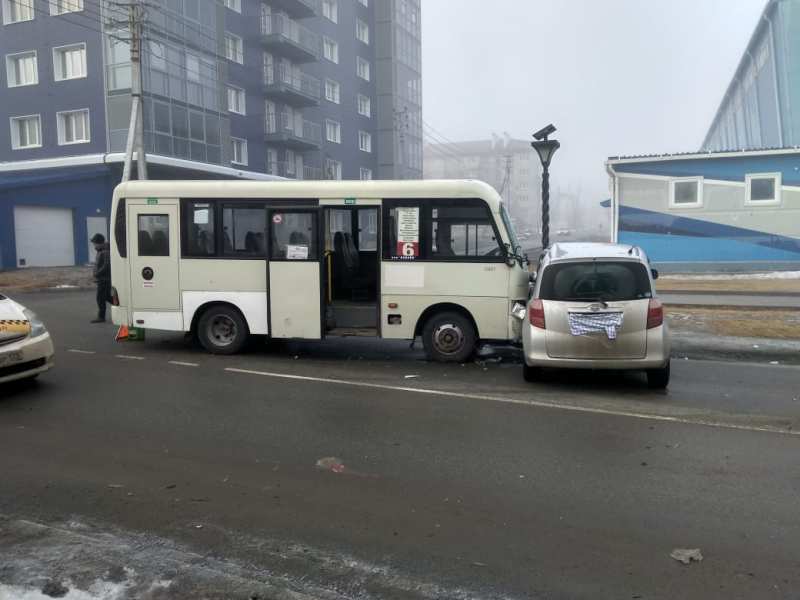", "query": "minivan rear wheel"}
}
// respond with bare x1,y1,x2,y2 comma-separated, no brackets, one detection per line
646,360,670,389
